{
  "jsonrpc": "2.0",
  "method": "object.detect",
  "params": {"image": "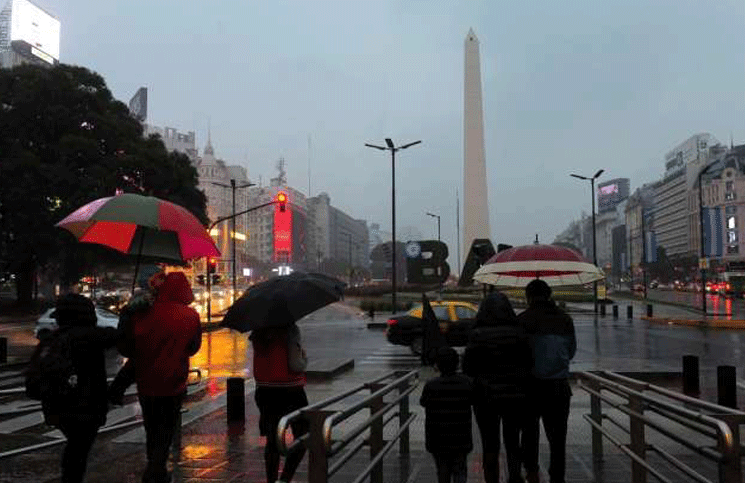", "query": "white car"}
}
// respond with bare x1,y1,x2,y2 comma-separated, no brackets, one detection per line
35,307,120,339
